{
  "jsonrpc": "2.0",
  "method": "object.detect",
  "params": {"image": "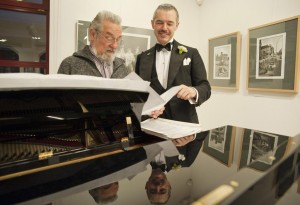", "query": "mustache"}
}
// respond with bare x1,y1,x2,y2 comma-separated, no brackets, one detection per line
158,30,168,34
